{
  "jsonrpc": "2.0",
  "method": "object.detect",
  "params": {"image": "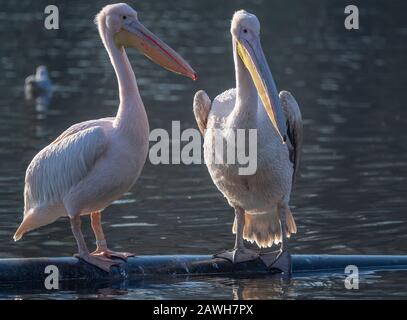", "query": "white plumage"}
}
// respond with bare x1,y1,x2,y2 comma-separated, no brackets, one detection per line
198,89,301,246
24,126,107,211
14,3,196,272
193,10,302,272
